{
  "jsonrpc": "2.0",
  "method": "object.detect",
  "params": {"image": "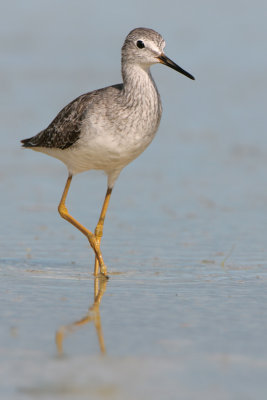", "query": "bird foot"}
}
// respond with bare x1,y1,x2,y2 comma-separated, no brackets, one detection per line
99,263,109,278
87,234,109,277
